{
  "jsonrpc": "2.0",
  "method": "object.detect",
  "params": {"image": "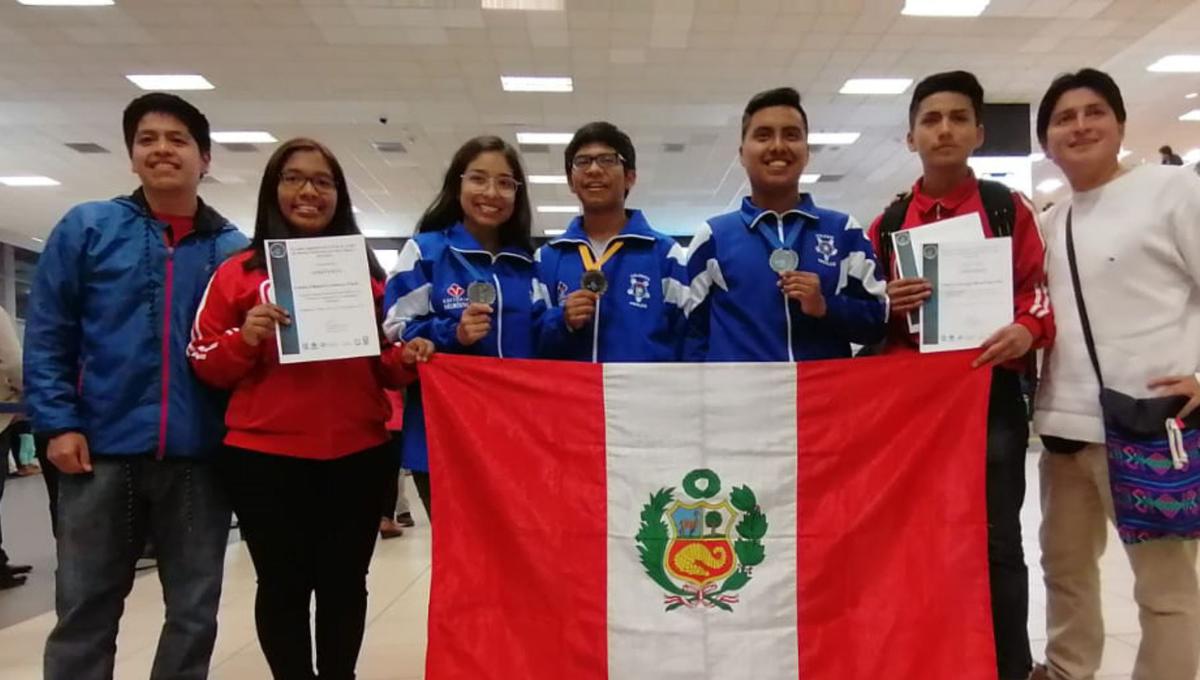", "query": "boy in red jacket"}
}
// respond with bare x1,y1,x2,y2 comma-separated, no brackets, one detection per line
866,71,1054,680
